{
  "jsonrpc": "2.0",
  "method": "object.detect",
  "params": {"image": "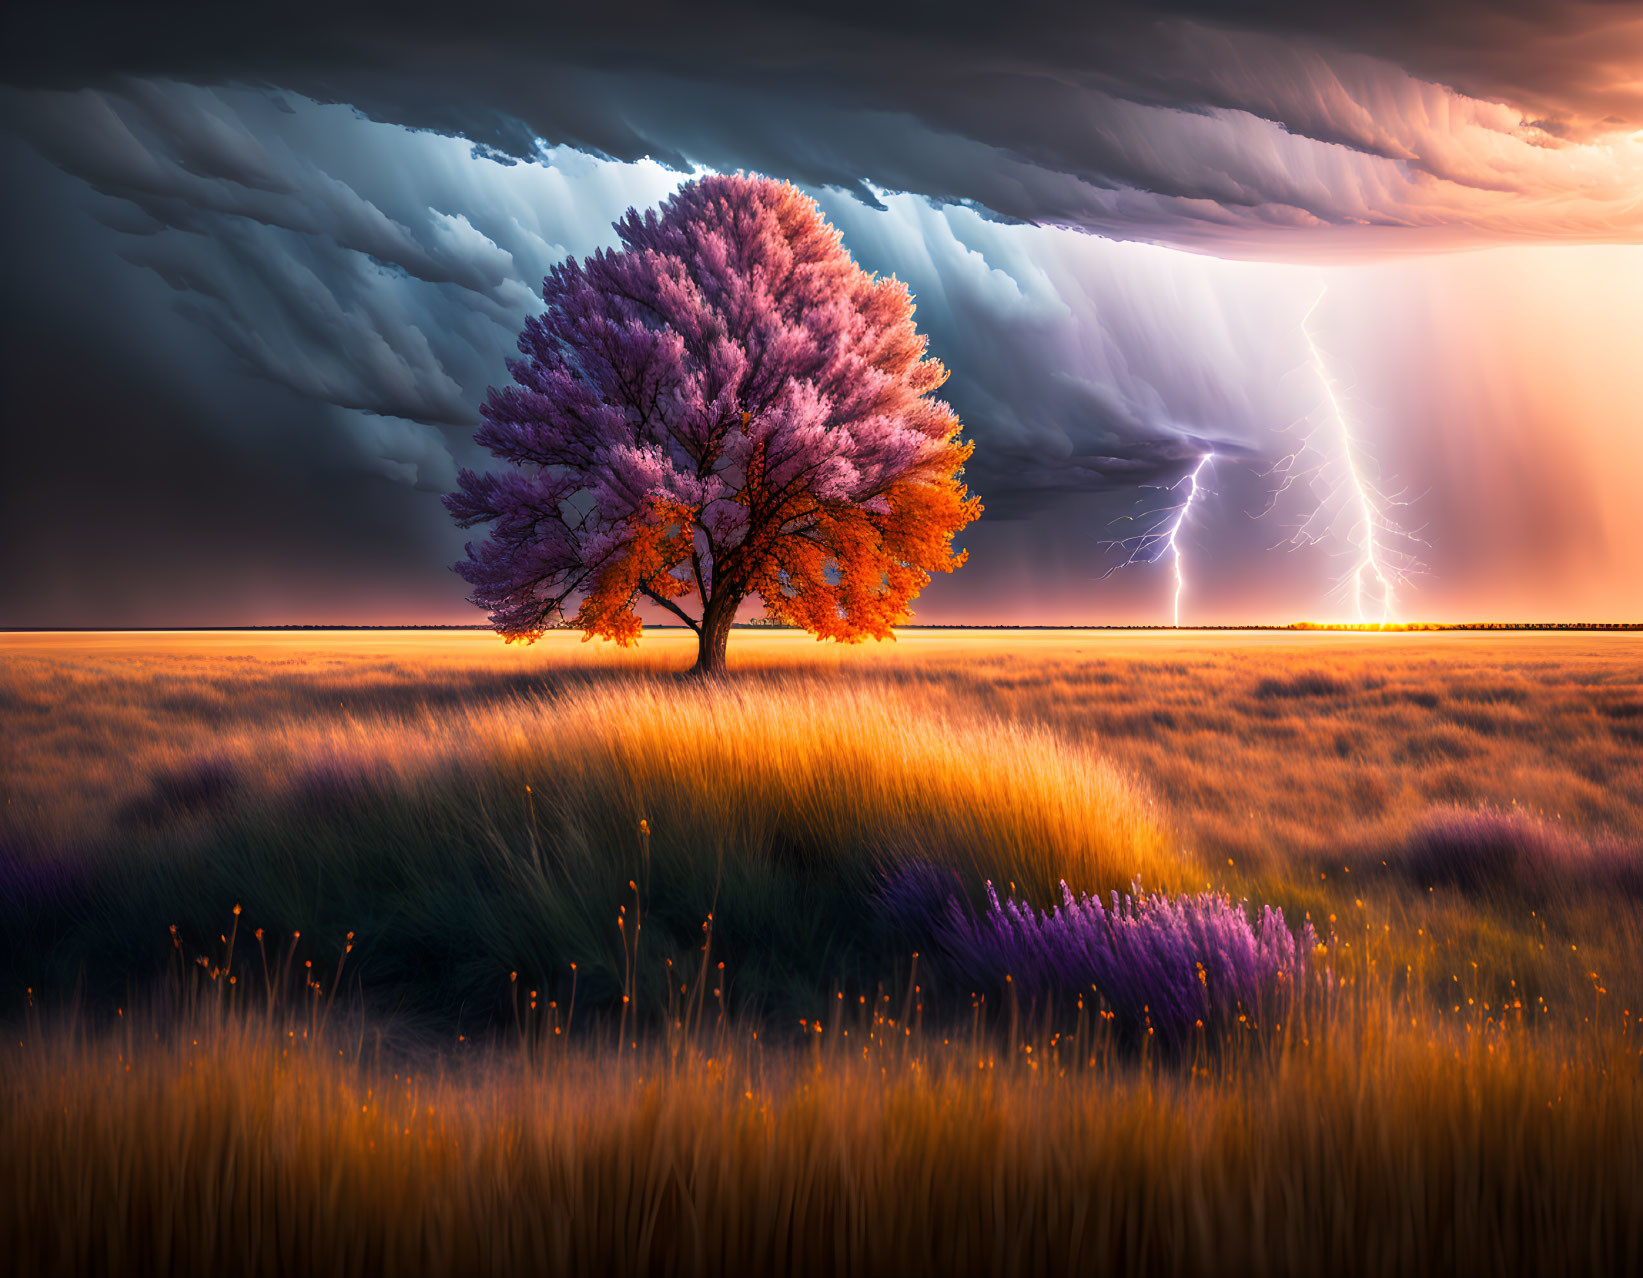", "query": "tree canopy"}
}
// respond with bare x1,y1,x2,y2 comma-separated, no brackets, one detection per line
446,173,980,672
